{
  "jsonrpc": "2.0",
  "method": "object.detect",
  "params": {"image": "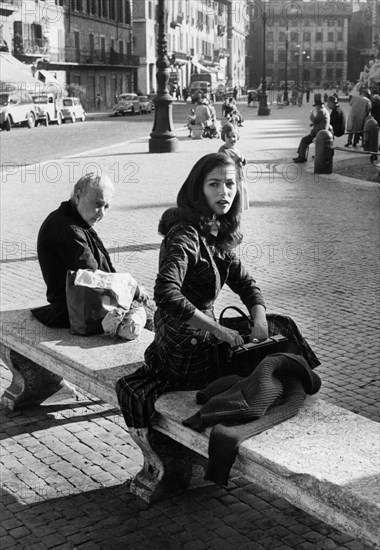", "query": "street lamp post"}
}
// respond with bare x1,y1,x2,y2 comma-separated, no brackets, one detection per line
149,0,179,153
284,23,289,105
258,7,270,116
